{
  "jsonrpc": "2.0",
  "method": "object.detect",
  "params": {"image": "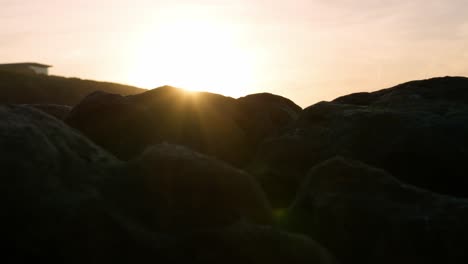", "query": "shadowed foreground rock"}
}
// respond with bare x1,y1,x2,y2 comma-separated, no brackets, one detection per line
160,223,337,264
236,93,302,146
285,157,468,264
26,103,72,120
66,86,301,166
105,143,274,231
11,75,468,263
2,105,332,263
66,87,247,165
251,77,468,206
0,104,132,263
